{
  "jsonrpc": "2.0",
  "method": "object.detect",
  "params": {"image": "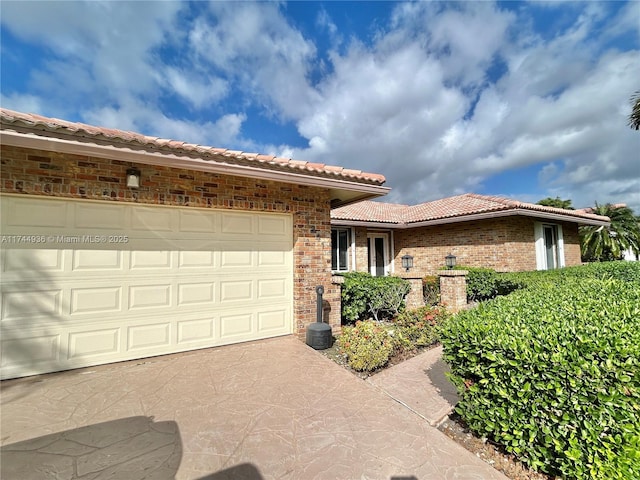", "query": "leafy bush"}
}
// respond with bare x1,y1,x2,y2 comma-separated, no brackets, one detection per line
462,267,522,302
337,321,395,371
422,275,440,305
439,263,640,479
393,305,449,349
340,272,411,323
337,306,451,372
